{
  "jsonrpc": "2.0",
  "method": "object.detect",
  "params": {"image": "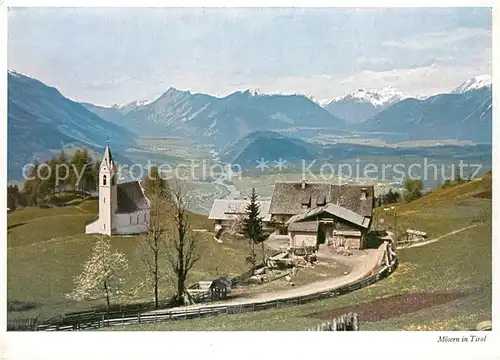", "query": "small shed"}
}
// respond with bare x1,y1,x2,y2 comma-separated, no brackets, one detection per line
209,277,232,300
288,221,320,248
